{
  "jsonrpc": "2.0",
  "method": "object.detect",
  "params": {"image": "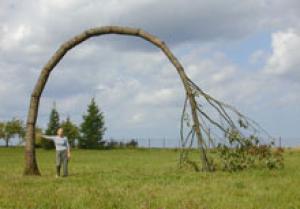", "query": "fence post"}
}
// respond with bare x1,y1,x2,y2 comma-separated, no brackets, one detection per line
148,138,150,148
